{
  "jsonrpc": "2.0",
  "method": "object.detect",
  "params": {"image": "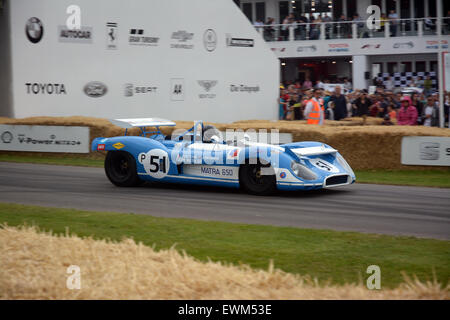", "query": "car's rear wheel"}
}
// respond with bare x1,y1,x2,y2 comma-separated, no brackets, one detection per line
105,151,142,187
239,162,276,195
